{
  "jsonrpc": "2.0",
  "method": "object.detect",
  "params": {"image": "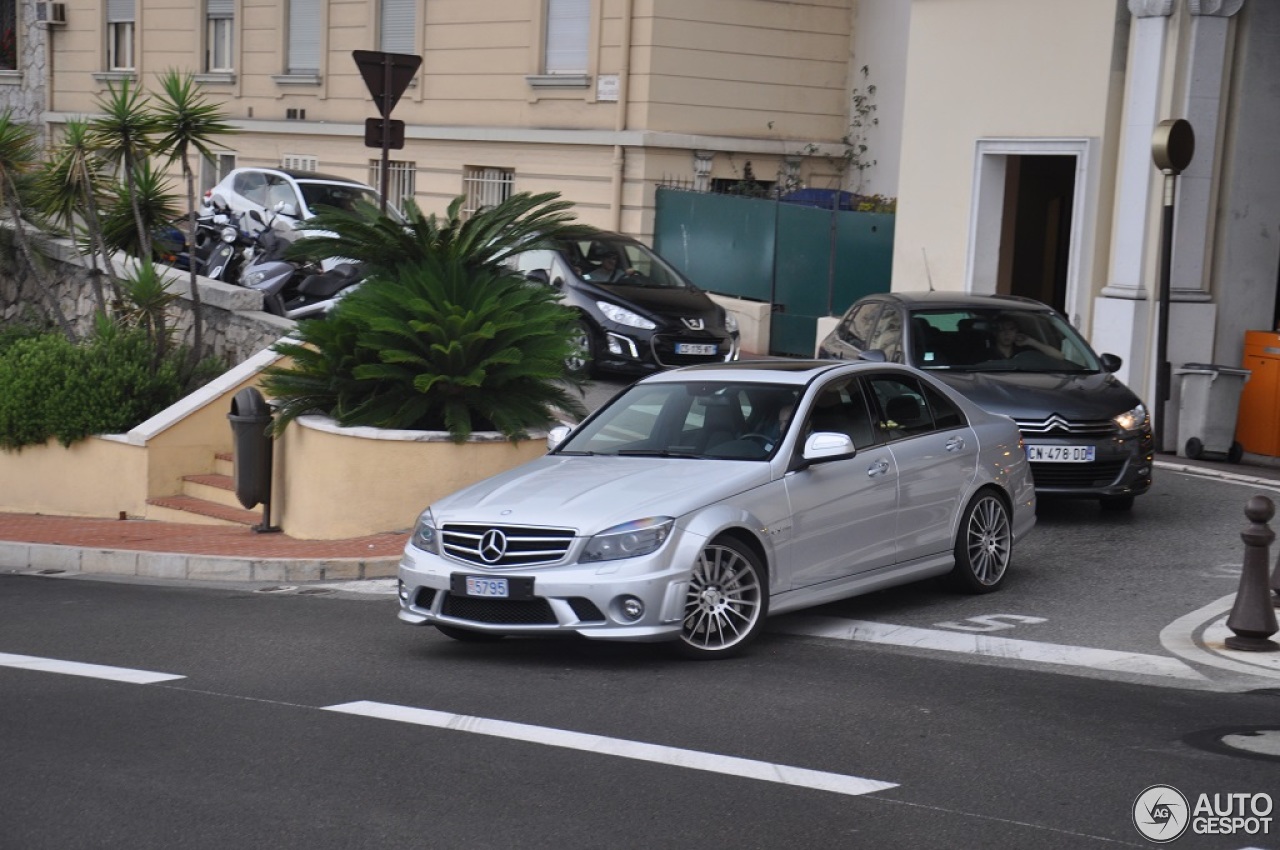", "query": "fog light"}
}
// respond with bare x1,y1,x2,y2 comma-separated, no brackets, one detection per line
620,596,645,621
398,580,410,602
1137,466,1150,476
607,337,624,355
